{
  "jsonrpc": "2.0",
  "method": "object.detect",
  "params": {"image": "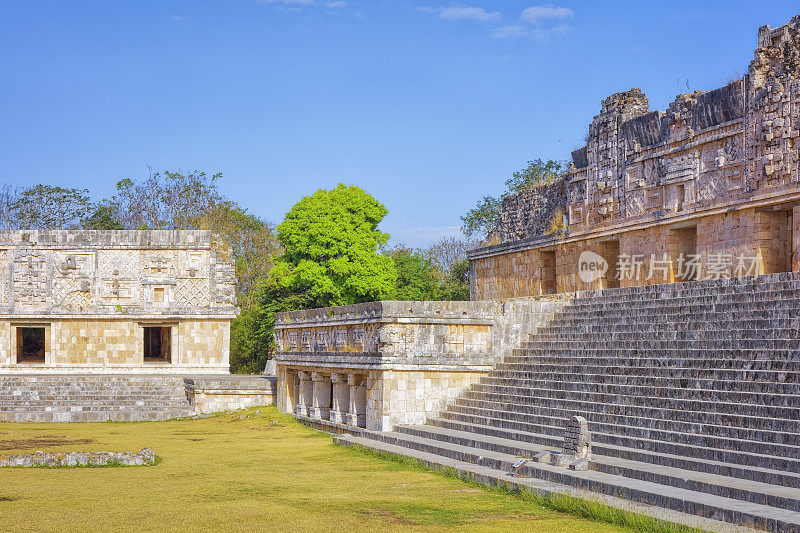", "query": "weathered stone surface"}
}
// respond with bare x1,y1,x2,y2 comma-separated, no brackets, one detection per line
0,448,155,467
471,15,800,300
0,230,236,373
274,298,569,431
